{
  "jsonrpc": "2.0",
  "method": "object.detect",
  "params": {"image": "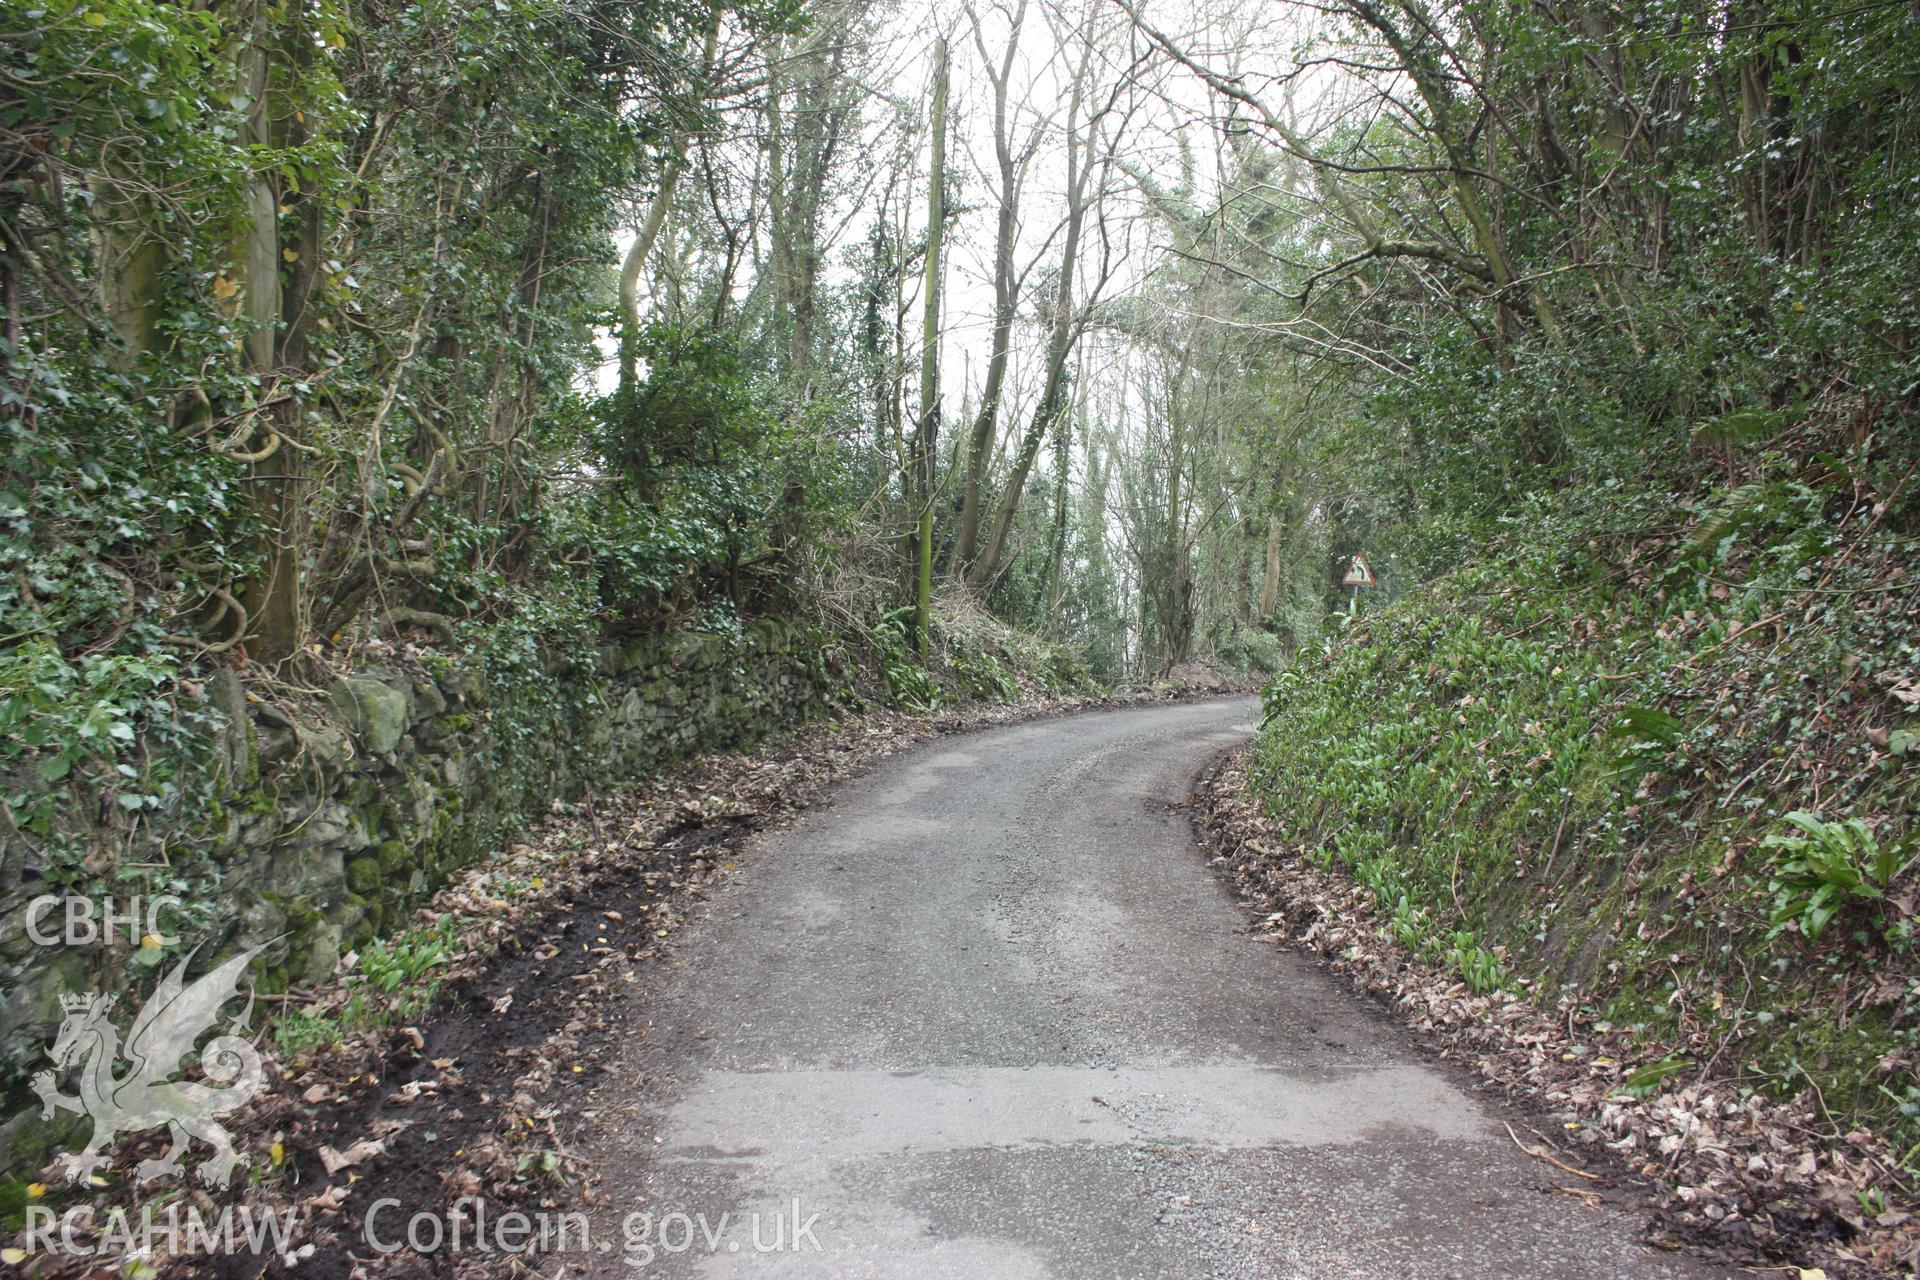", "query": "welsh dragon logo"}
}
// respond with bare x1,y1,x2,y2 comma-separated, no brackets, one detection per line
32,946,267,1188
